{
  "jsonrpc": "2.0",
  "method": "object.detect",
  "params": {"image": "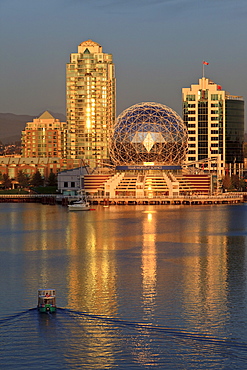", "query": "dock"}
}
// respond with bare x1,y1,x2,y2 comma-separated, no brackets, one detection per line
90,193,244,206
0,193,244,206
